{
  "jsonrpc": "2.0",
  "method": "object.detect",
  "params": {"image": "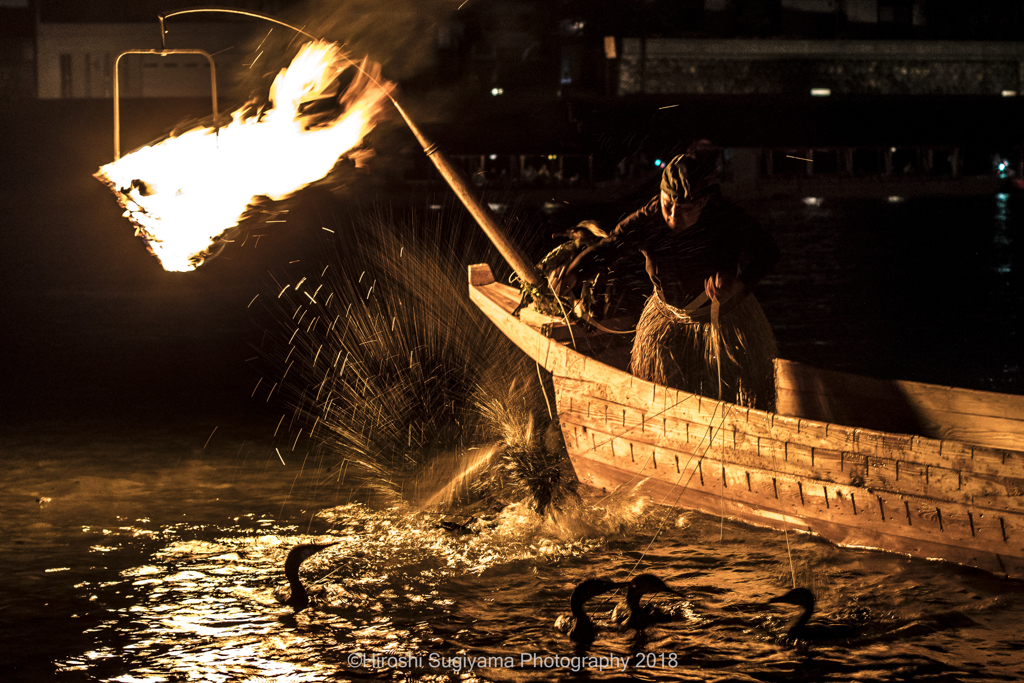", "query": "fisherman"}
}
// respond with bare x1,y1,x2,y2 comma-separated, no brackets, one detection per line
553,146,779,410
